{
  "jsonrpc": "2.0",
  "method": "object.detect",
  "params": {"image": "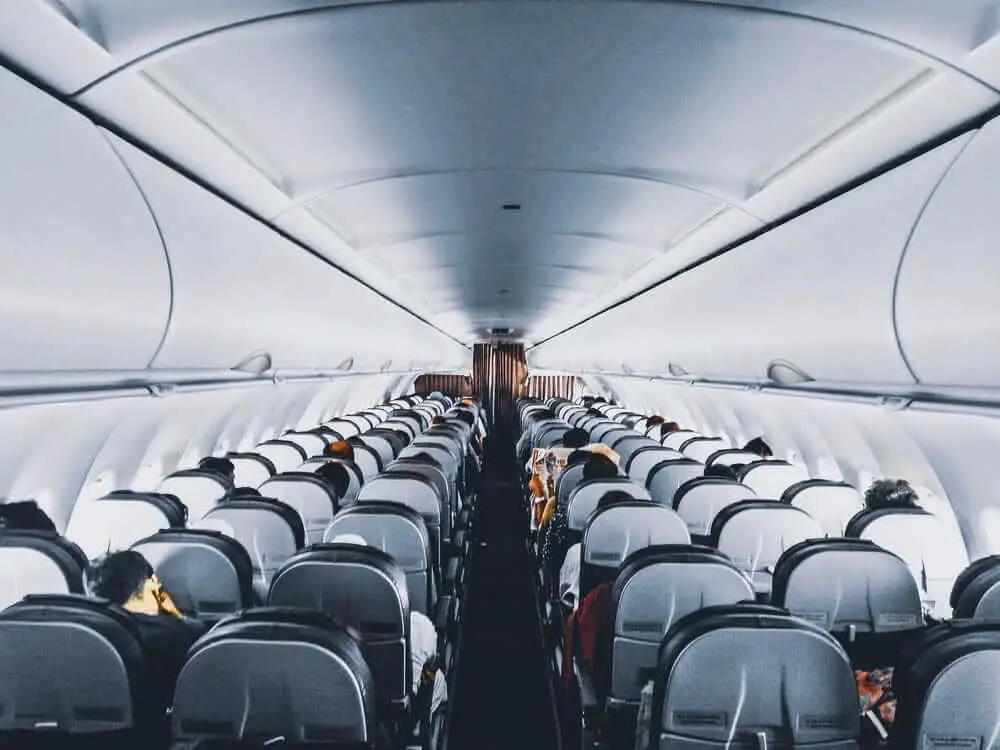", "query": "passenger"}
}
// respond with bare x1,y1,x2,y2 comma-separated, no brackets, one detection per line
330,534,447,717
703,464,737,480
324,440,355,462
431,415,447,426
224,486,262,500
558,490,636,610
314,461,352,502
562,580,614,701
536,449,591,529
86,550,208,713
661,420,681,434
646,415,665,428
743,437,773,458
529,428,589,527
198,456,236,486
863,478,919,510
0,499,57,532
